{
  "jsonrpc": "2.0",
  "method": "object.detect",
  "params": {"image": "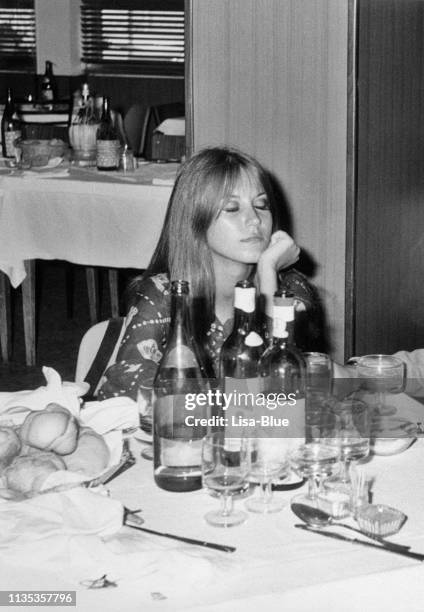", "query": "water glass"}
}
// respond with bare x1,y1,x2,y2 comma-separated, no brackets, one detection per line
304,352,332,442
356,354,405,416
120,146,137,172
